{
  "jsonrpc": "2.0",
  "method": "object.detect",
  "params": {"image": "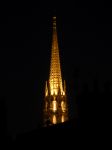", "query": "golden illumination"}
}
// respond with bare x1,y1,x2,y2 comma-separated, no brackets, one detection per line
62,91,65,95
43,16,68,126
52,115,57,124
61,101,66,112
49,16,64,96
45,81,48,96
61,115,65,123
52,100,57,112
